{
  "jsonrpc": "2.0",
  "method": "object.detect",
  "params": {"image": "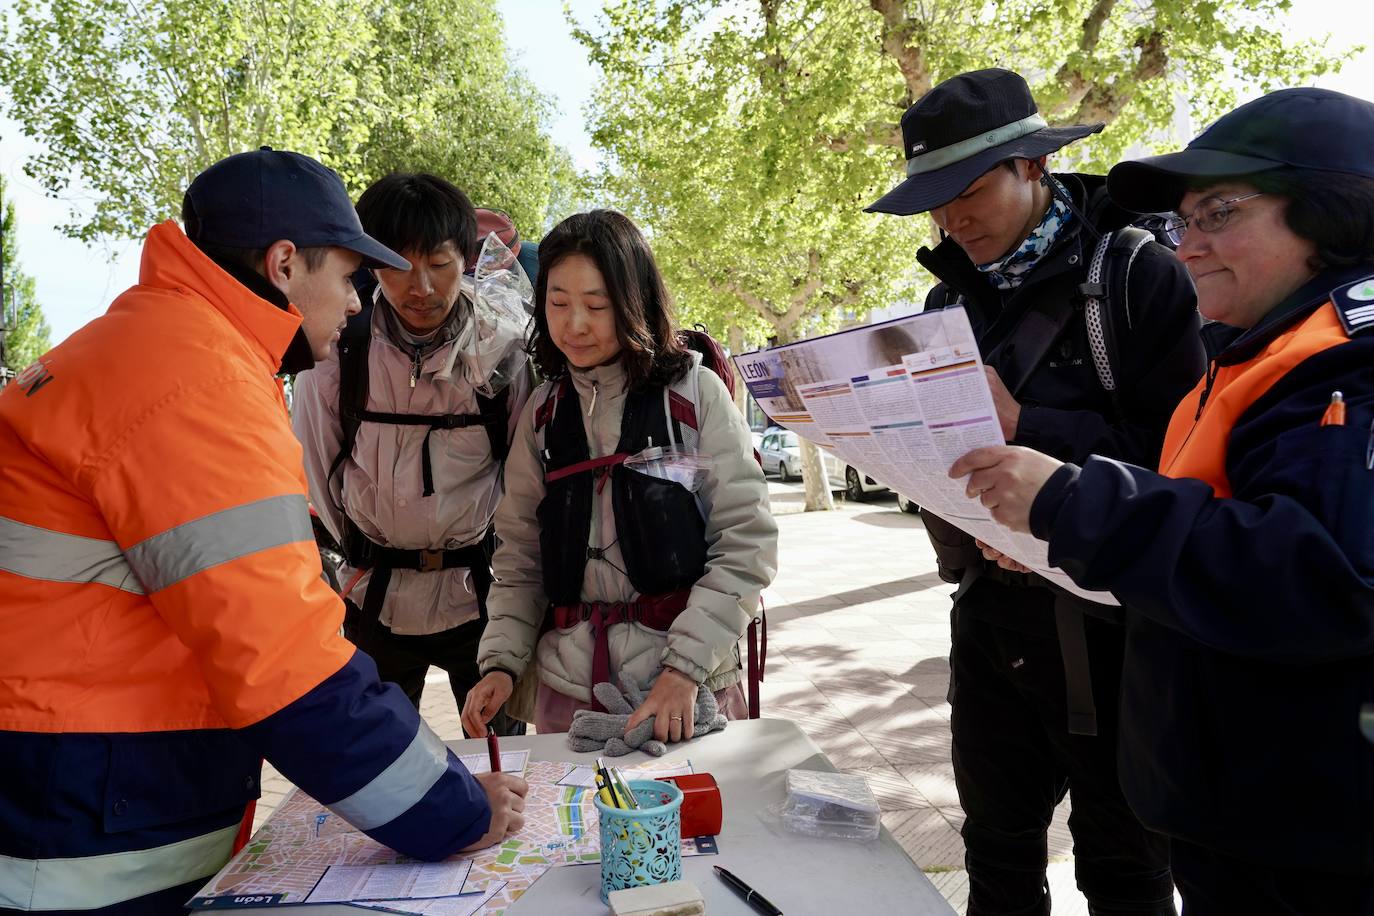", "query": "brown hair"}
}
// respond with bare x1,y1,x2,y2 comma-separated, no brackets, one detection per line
530,210,692,390
1243,170,1374,271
